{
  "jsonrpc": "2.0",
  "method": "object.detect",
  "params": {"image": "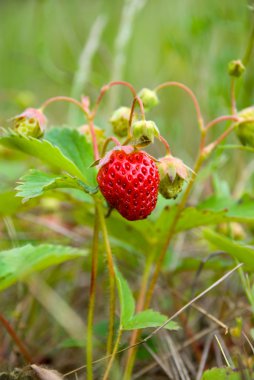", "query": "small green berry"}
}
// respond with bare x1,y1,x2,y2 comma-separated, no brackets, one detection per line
132,120,160,147
235,106,254,147
228,59,245,78
110,107,135,137
138,88,159,110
